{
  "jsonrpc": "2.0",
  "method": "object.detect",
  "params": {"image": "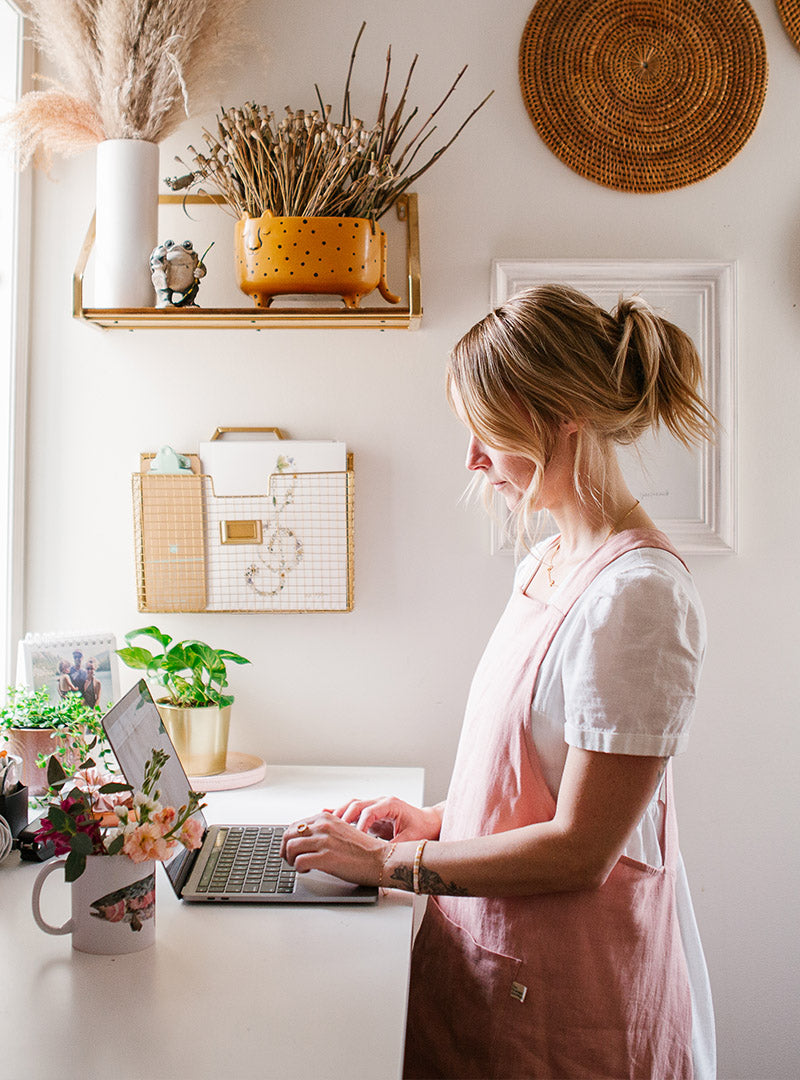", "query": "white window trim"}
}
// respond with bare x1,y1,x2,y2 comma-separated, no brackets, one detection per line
1,1,32,686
